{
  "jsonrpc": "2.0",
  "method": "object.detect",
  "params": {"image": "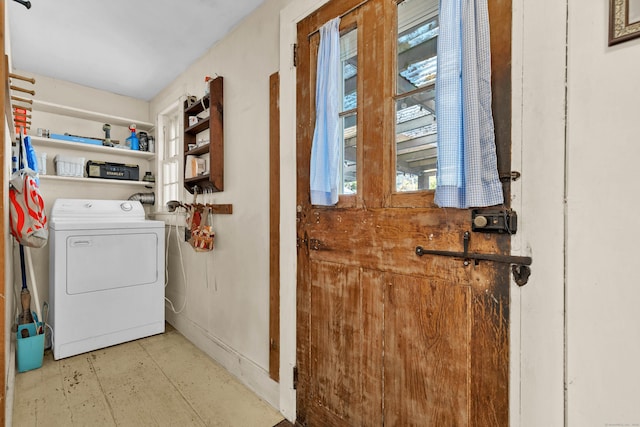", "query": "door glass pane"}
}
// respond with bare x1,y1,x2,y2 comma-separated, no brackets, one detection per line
396,0,439,192
340,28,357,194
